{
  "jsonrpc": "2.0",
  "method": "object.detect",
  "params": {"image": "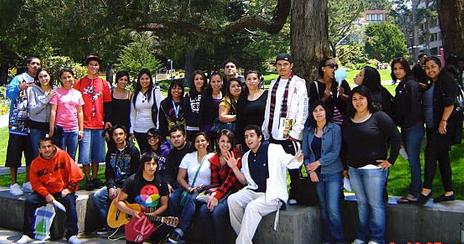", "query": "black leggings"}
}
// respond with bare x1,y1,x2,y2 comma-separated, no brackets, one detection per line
423,129,453,192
